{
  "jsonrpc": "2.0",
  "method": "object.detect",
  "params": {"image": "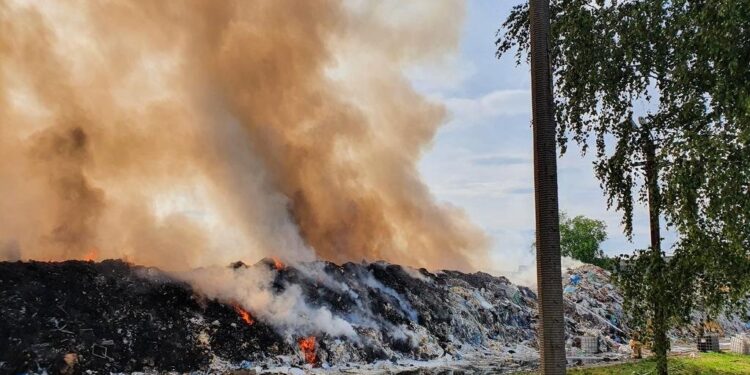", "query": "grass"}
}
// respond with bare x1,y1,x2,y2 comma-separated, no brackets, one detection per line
566,353,750,374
